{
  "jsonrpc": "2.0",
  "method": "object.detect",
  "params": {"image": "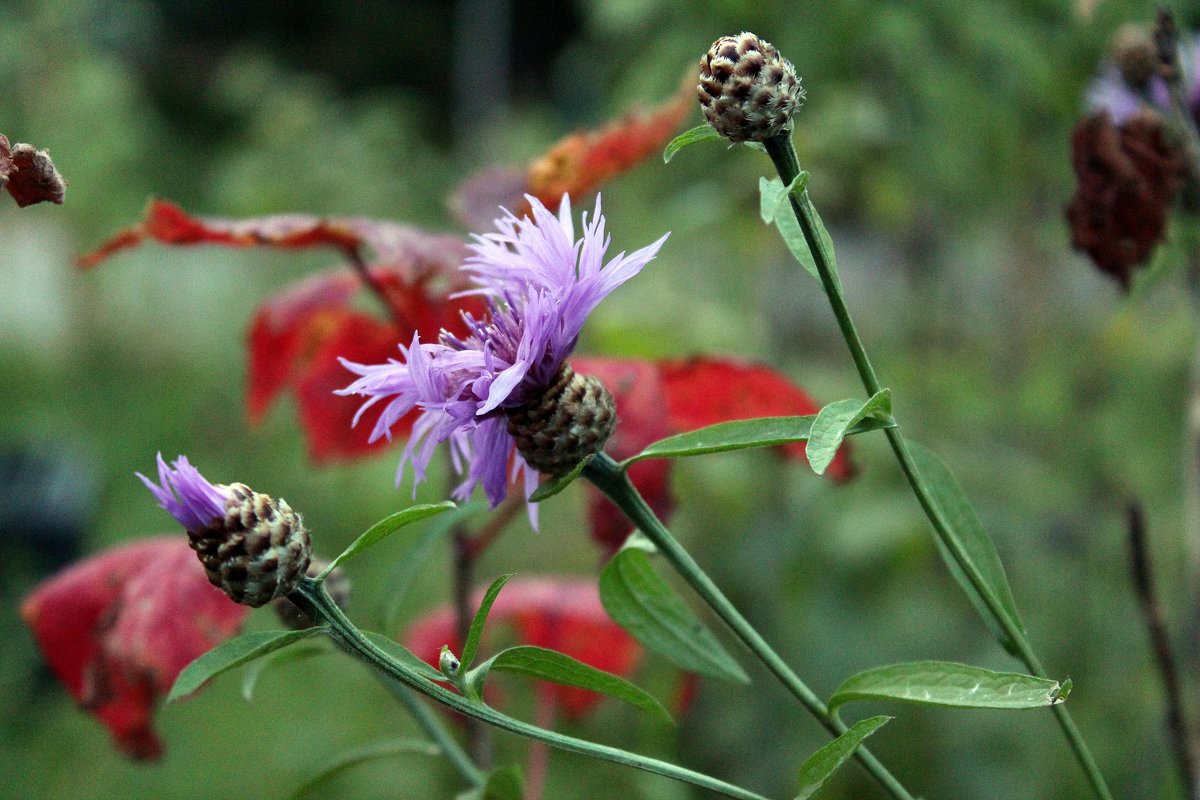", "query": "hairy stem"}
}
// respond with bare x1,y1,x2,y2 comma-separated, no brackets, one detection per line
291,579,772,800
762,132,1113,800
584,454,916,800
